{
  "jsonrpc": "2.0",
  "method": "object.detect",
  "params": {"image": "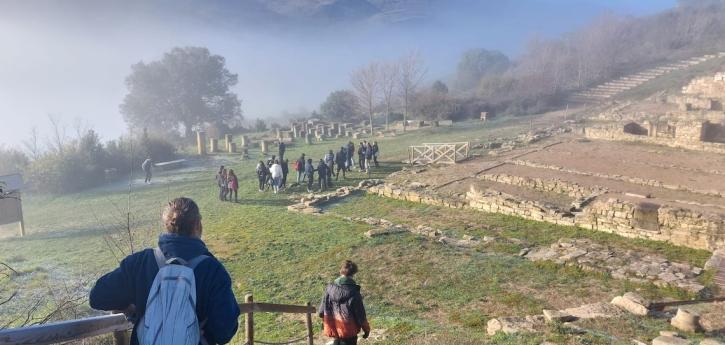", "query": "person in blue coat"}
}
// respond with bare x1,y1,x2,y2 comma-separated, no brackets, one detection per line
89,197,240,345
